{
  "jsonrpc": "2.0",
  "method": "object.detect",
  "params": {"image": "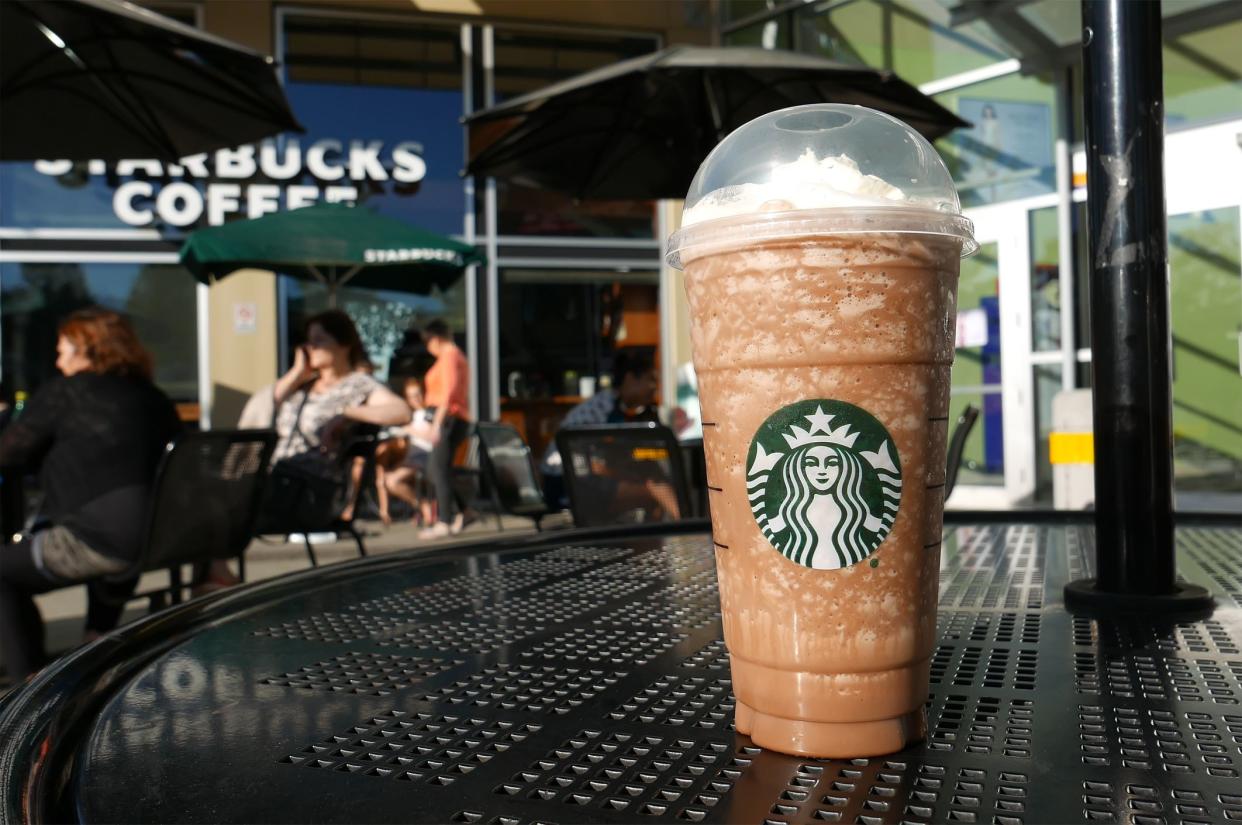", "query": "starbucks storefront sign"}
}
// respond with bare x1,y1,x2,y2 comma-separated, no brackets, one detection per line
32,138,427,228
